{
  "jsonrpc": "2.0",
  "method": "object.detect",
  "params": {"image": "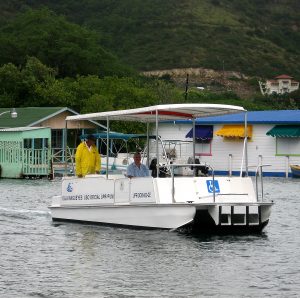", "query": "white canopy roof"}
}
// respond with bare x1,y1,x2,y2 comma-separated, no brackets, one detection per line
66,104,246,123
